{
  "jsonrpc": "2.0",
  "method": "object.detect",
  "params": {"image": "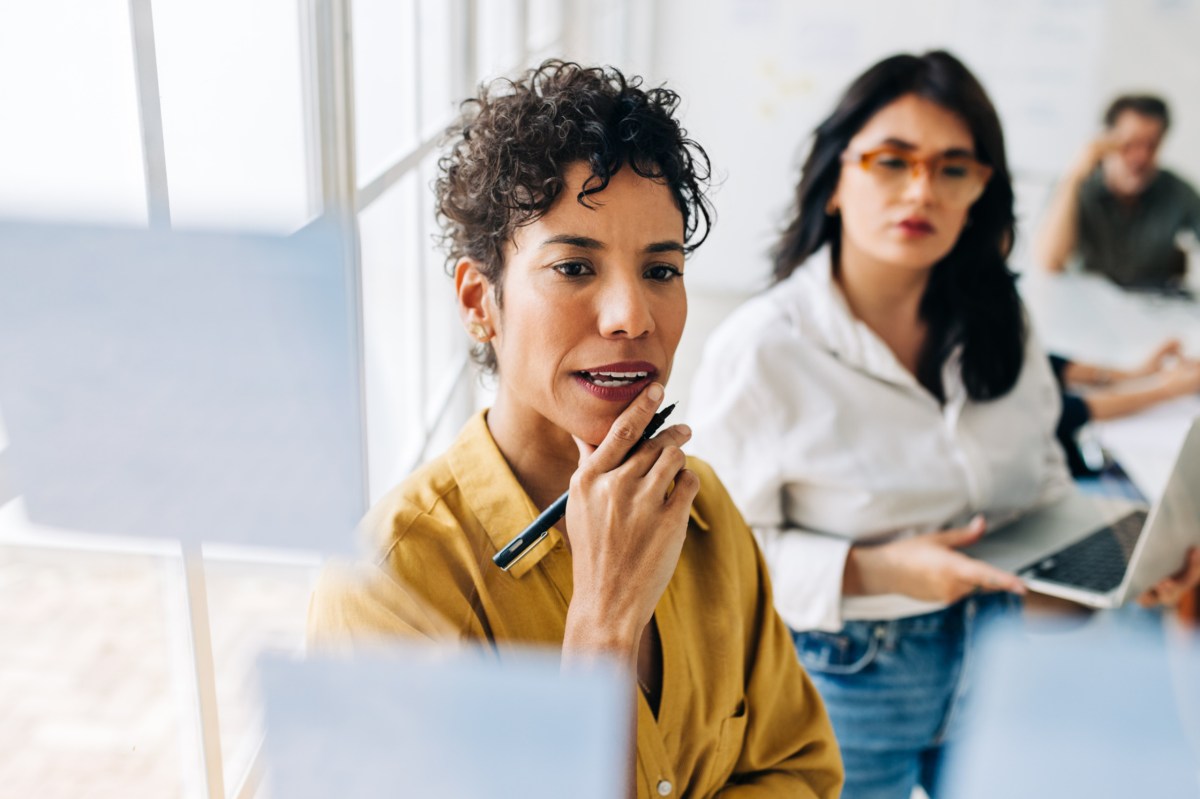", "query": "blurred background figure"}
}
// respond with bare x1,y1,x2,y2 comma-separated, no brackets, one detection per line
691,50,1069,799
1036,94,1200,289
1050,339,1200,480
